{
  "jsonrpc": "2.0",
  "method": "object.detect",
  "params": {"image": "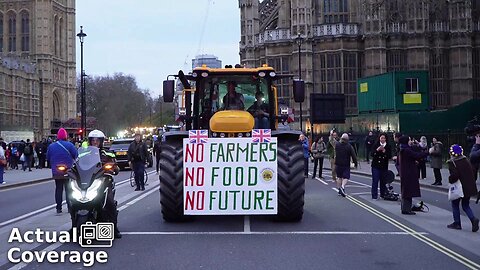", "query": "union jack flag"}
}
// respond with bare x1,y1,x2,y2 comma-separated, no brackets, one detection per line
189,130,209,144
252,129,271,143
